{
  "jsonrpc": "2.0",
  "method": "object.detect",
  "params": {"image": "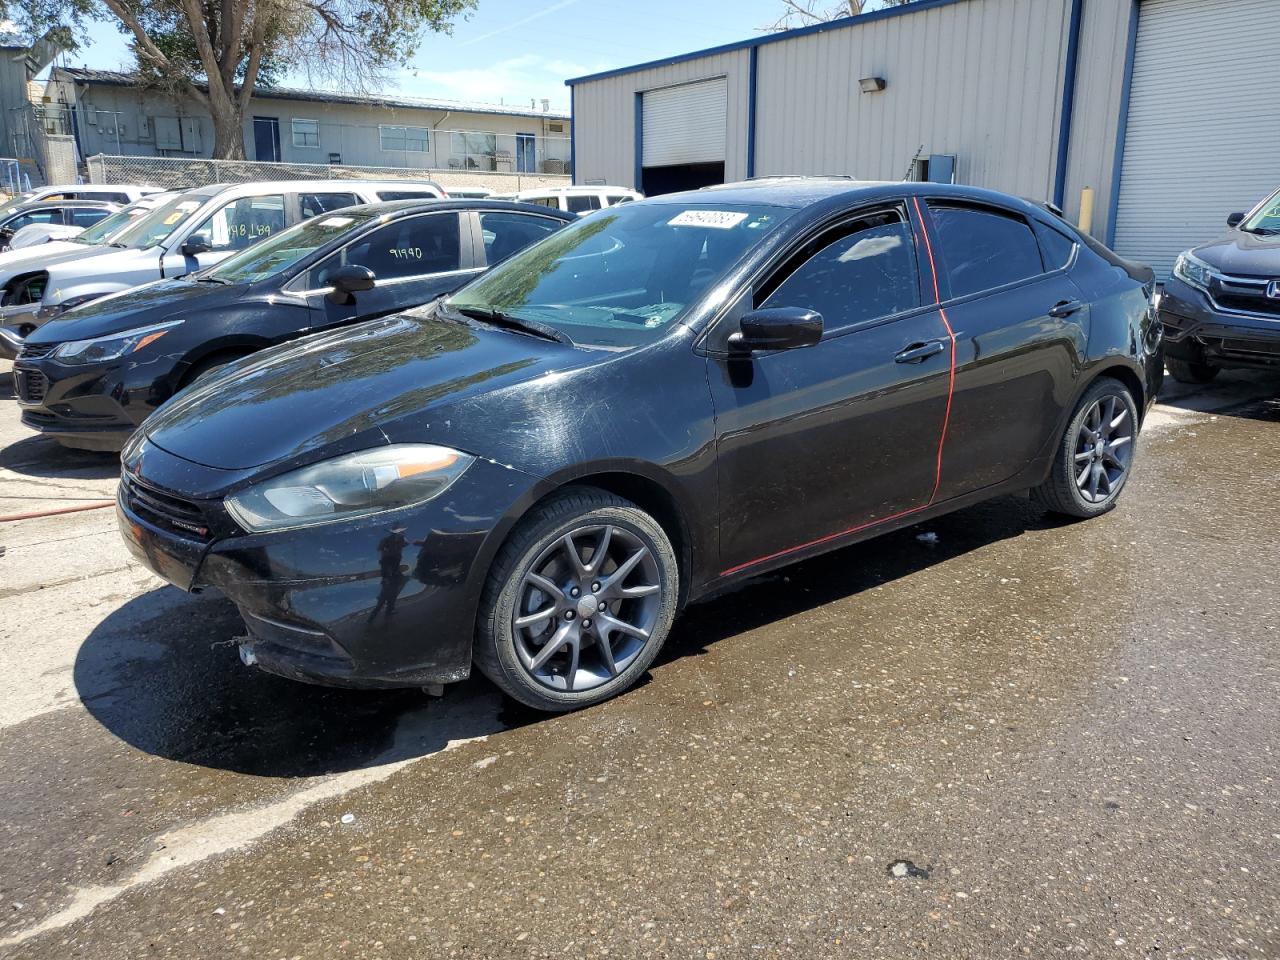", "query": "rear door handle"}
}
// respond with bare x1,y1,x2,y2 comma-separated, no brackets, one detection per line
1048,299,1084,318
894,340,946,364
